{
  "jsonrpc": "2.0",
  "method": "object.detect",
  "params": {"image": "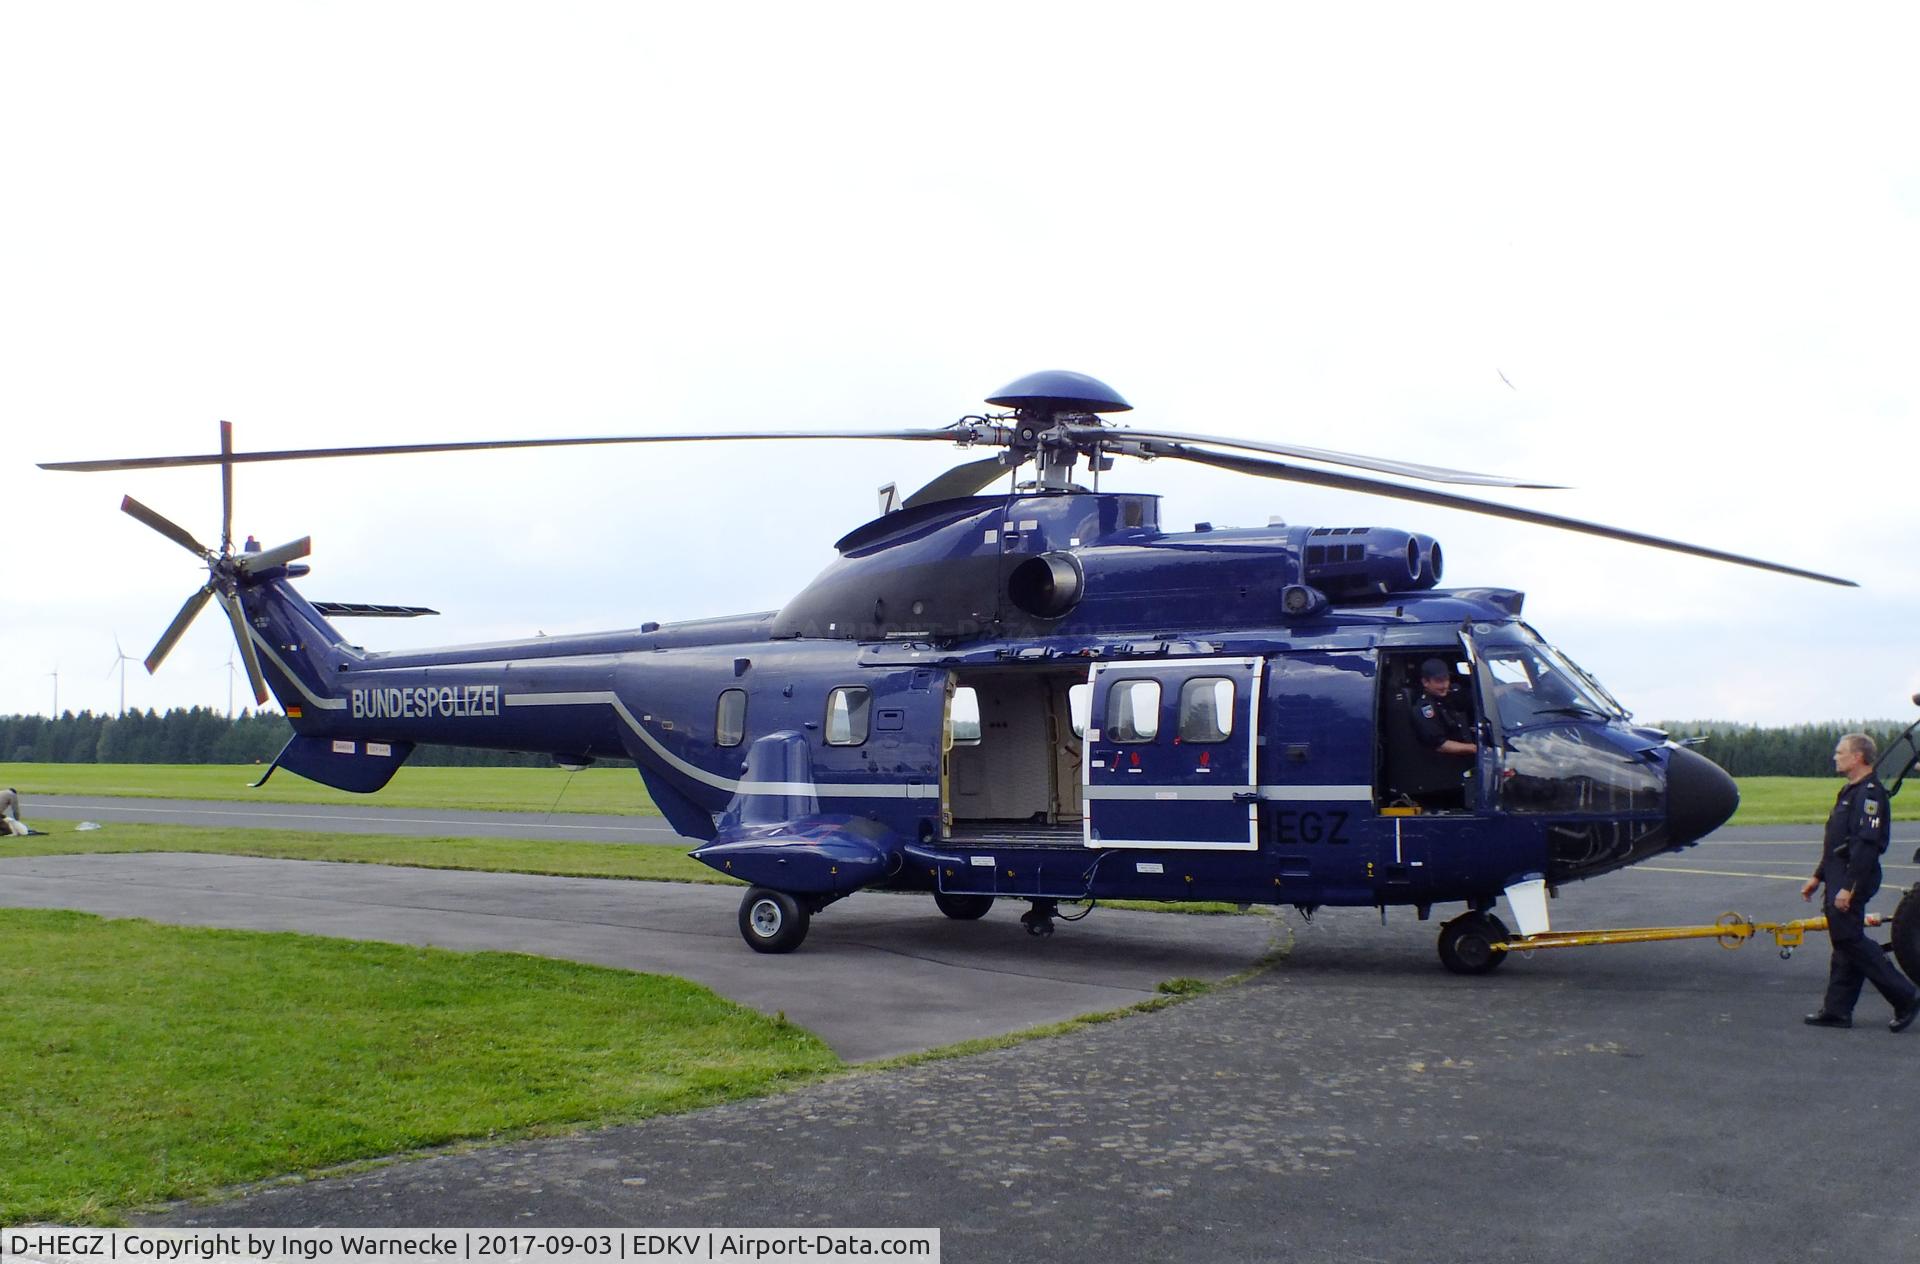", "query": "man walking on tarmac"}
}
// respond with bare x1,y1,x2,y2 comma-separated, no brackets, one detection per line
1802,733,1920,1032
